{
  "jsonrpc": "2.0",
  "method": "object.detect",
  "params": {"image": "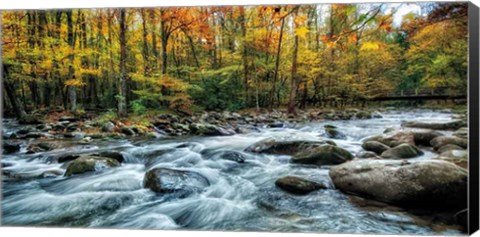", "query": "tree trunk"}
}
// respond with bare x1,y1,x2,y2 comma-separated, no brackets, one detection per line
66,10,77,113
269,16,286,110
240,6,249,103
288,10,300,115
118,9,128,117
